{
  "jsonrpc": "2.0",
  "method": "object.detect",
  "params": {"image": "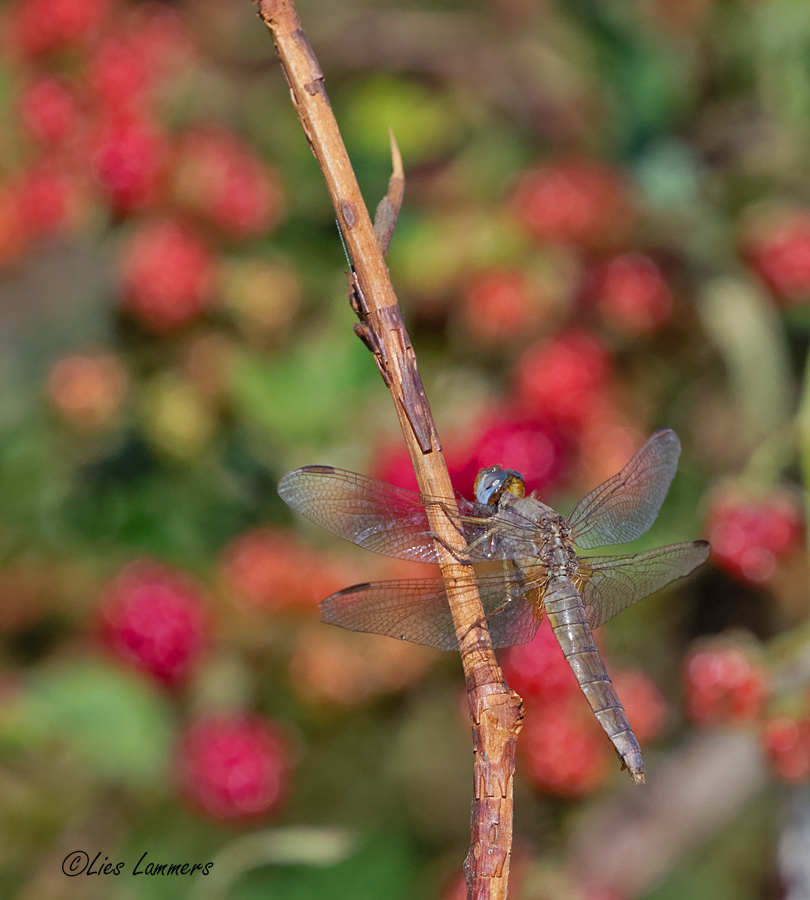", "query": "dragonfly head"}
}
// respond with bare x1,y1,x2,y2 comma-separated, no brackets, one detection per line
474,465,526,506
